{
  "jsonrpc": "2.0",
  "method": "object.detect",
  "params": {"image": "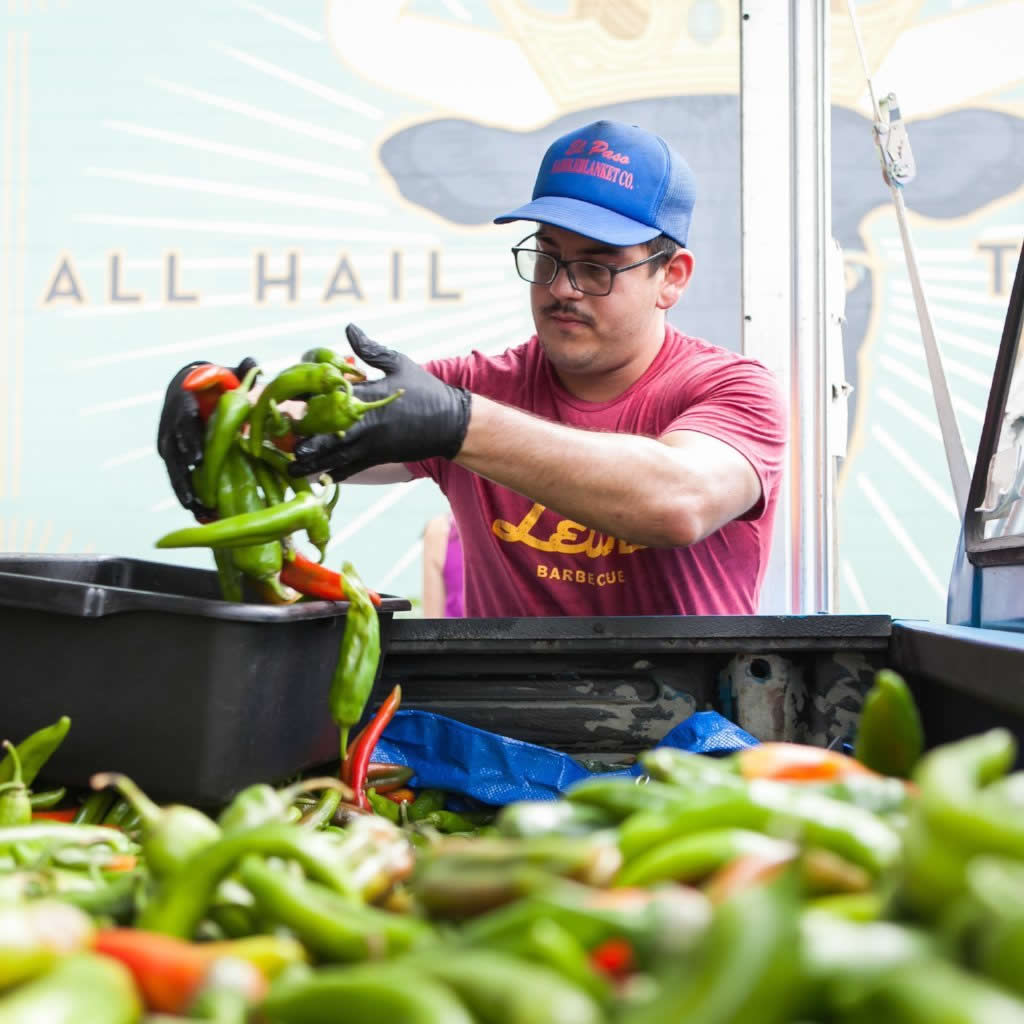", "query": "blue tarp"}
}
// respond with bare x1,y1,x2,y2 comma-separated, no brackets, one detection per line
370,709,758,806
